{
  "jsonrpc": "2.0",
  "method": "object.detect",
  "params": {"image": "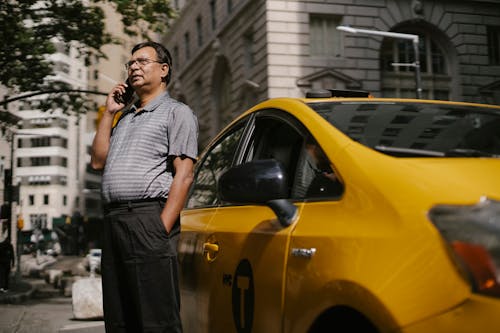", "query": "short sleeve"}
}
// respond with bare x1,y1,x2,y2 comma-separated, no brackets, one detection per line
168,103,199,161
